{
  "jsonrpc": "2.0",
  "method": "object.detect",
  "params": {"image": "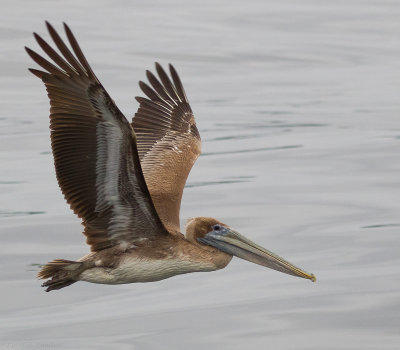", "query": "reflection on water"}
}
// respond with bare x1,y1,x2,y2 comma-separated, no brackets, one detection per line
0,210,45,218
0,181,25,184
202,144,302,156
361,223,400,229
214,121,328,129
186,176,254,188
1,1,399,349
